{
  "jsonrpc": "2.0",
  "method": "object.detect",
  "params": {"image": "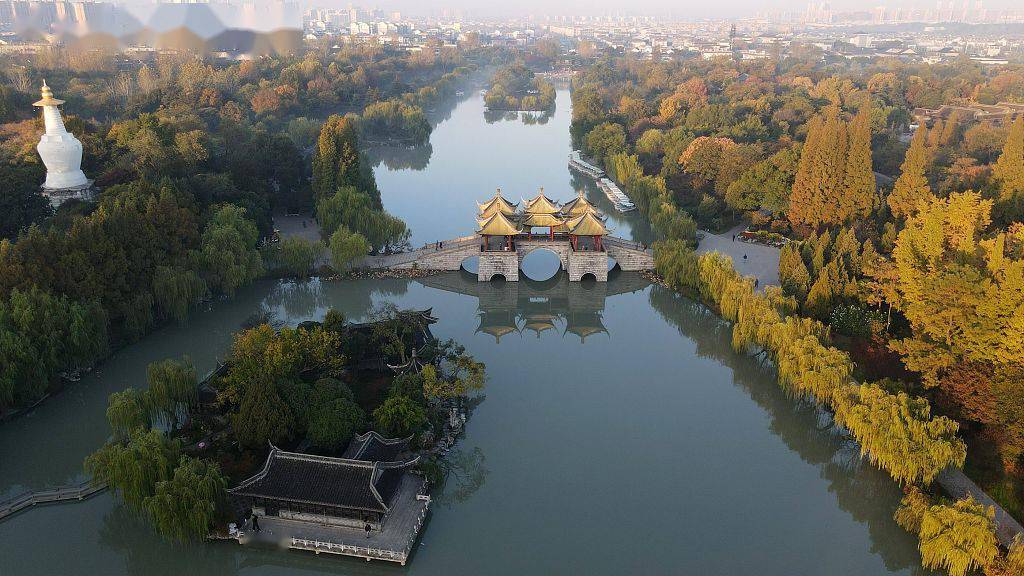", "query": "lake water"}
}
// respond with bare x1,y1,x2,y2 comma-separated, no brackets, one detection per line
0,90,928,575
